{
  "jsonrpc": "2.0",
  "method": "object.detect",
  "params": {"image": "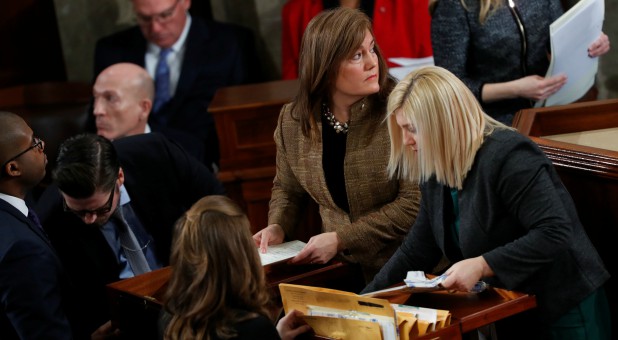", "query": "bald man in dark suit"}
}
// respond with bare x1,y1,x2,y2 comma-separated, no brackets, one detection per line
92,0,258,171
